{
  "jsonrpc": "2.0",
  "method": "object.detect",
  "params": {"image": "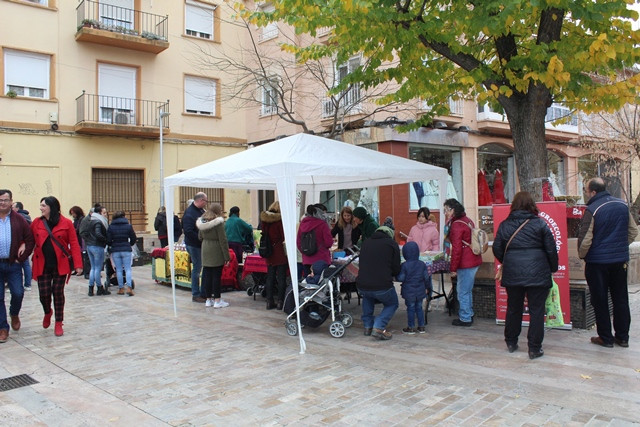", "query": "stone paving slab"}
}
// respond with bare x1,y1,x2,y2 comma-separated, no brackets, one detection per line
0,266,639,426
